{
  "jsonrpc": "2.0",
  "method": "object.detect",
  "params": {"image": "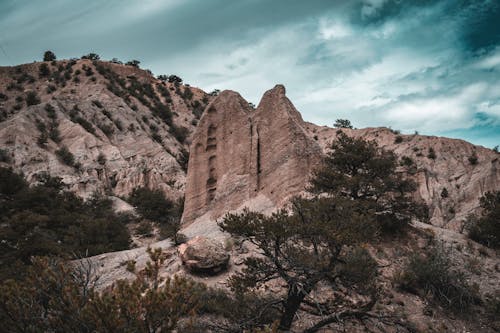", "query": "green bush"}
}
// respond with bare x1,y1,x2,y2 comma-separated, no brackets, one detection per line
468,191,500,248
0,149,11,163
55,146,75,167
0,169,131,281
39,63,51,77
43,50,56,61
427,147,436,159
396,245,477,313
25,91,40,106
333,118,353,129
